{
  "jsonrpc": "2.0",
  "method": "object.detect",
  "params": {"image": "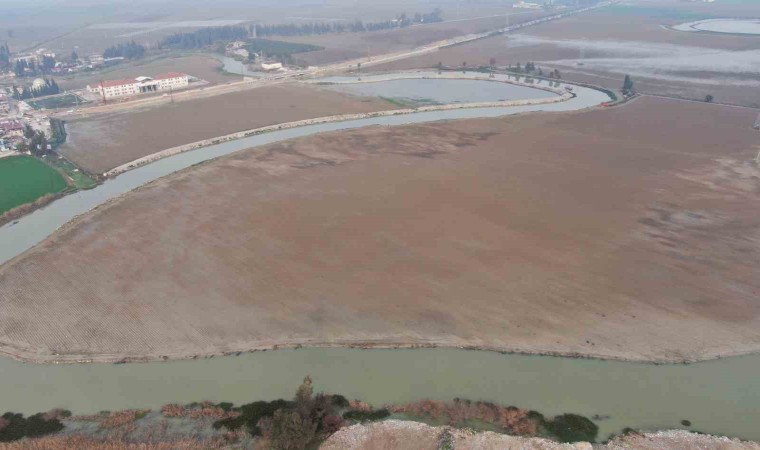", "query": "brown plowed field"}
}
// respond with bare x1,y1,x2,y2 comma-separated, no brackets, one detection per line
59,83,393,174
2,96,760,363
